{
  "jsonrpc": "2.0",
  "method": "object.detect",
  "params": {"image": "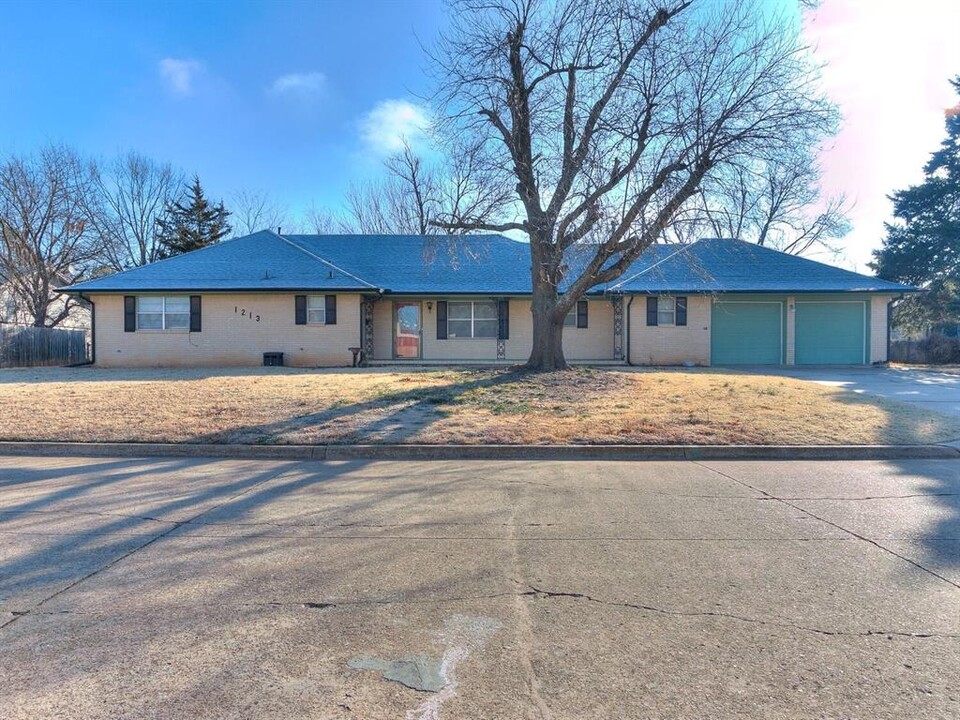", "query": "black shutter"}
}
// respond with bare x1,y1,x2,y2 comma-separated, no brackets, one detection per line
576,300,588,329
295,295,307,325
498,299,509,340
676,296,687,326
190,295,201,332
436,300,447,340
325,295,337,325
646,296,658,326
124,296,136,332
